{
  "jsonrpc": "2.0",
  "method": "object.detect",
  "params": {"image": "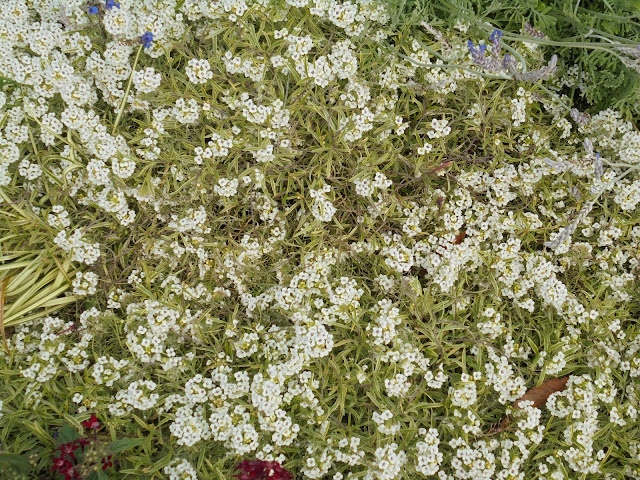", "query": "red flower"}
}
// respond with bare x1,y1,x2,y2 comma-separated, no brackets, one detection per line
101,455,113,471
56,441,80,461
233,459,293,480
60,464,80,480
77,437,92,449
82,414,102,431
52,456,71,471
